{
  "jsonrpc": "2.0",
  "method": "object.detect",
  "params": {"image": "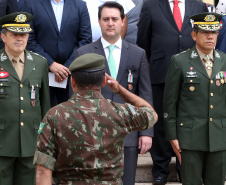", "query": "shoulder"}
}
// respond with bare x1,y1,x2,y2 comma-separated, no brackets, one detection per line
26,50,47,65
215,49,226,59
171,49,191,63
77,42,96,53
124,40,145,53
